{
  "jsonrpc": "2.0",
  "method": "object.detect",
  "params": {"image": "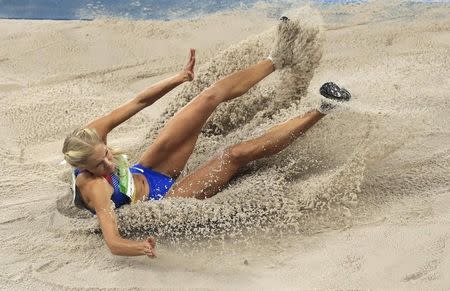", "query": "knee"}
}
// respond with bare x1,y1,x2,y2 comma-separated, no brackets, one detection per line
223,144,250,166
199,86,223,105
